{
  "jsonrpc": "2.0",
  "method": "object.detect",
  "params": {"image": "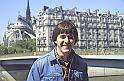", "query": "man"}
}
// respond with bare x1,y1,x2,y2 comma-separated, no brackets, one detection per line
27,20,88,81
